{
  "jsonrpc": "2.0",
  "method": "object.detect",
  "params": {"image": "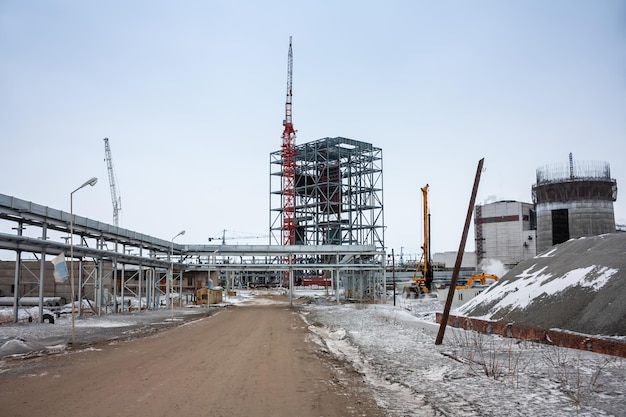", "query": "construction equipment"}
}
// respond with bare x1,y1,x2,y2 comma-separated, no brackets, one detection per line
208,229,268,244
281,36,297,246
456,273,499,290
103,138,121,227
404,185,435,298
